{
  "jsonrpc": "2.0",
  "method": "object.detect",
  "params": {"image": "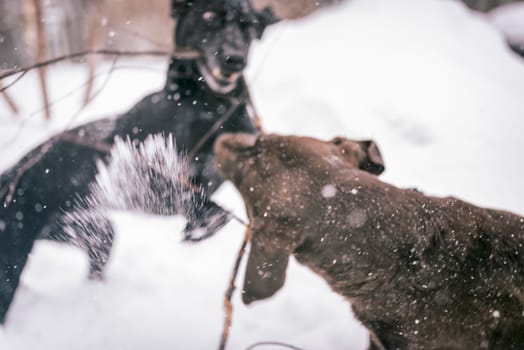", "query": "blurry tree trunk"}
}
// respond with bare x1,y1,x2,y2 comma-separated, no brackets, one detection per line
252,0,524,18
94,0,172,51
0,80,19,114
0,0,30,70
32,0,51,120
462,0,524,12
251,0,343,19
83,0,105,106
